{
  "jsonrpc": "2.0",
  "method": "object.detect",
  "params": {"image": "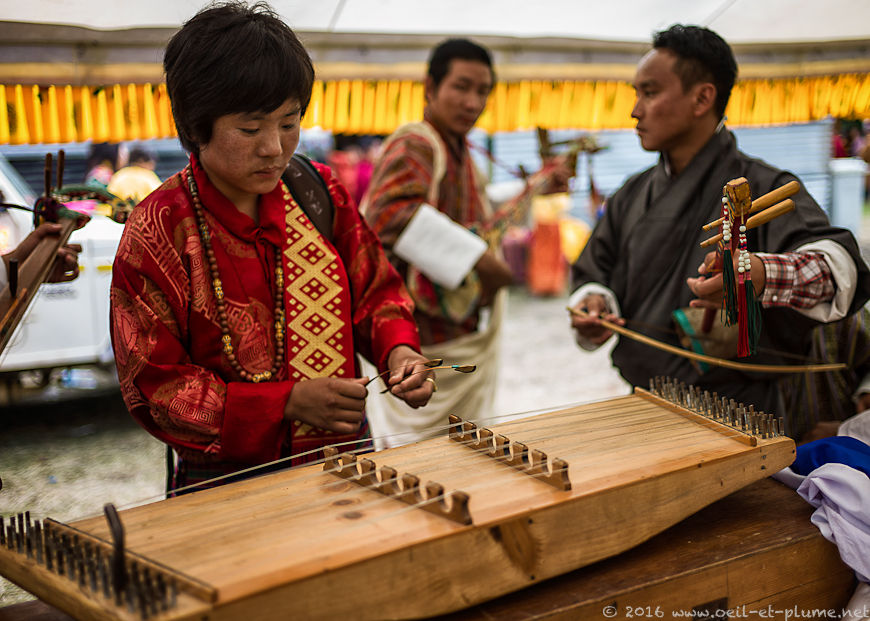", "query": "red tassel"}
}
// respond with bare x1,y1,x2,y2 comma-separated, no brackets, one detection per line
737,272,749,357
